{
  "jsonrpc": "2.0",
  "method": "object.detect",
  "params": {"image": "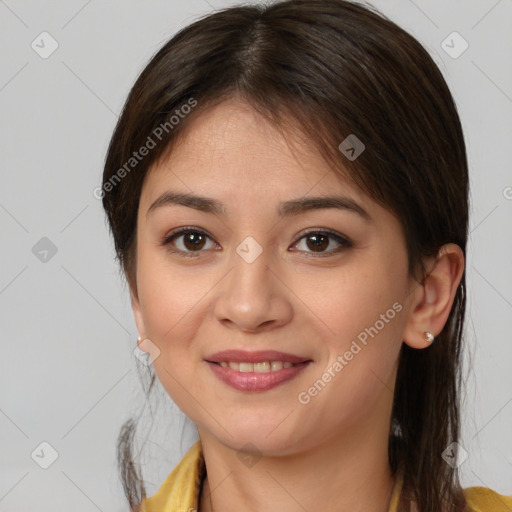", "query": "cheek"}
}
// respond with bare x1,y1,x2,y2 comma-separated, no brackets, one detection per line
135,244,208,356
295,255,407,349
296,255,407,419
136,254,209,411
296,264,405,432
